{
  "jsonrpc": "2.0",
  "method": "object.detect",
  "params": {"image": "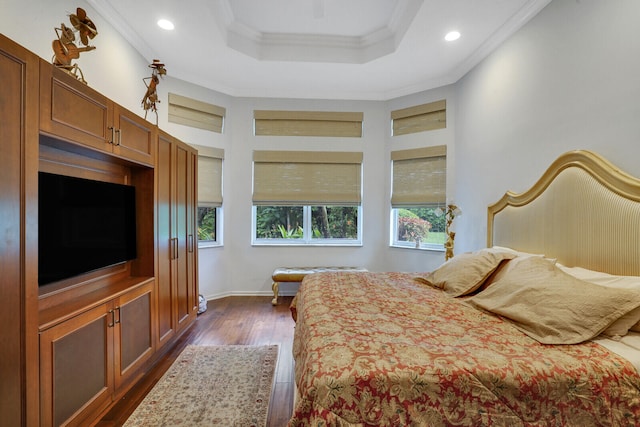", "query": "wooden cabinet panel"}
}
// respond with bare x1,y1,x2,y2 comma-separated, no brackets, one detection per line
39,281,154,426
156,133,176,348
114,280,155,389
39,304,114,427
40,61,112,152
175,142,191,328
40,63,156,167
113,105,156,166
0,34,40,427
156,133,199,347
